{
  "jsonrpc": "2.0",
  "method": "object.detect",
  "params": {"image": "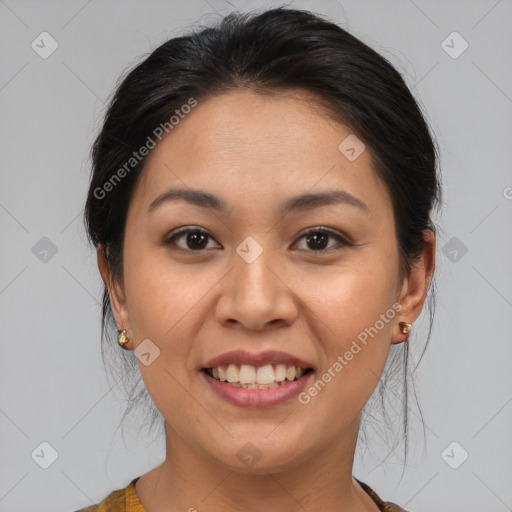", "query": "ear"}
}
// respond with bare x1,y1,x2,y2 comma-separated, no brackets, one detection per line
392,230,436,344
97,244,132,348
